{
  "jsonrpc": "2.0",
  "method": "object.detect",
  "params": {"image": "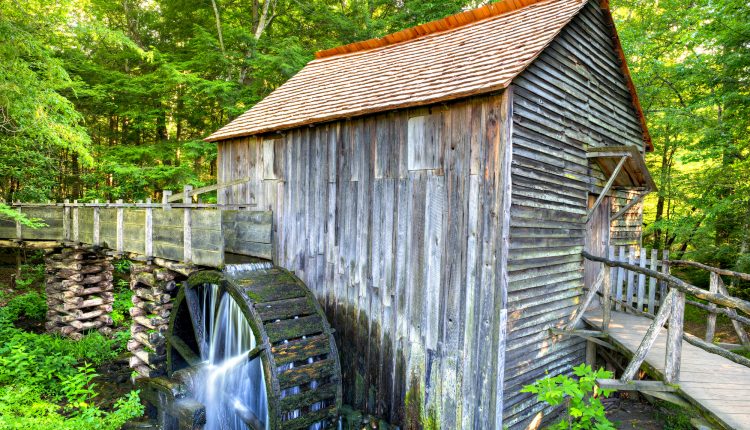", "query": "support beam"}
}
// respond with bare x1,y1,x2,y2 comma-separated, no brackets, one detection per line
611,191,647,221
621,290,674,382
597,379,676,392
586,155,629,222
665,290,685,384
